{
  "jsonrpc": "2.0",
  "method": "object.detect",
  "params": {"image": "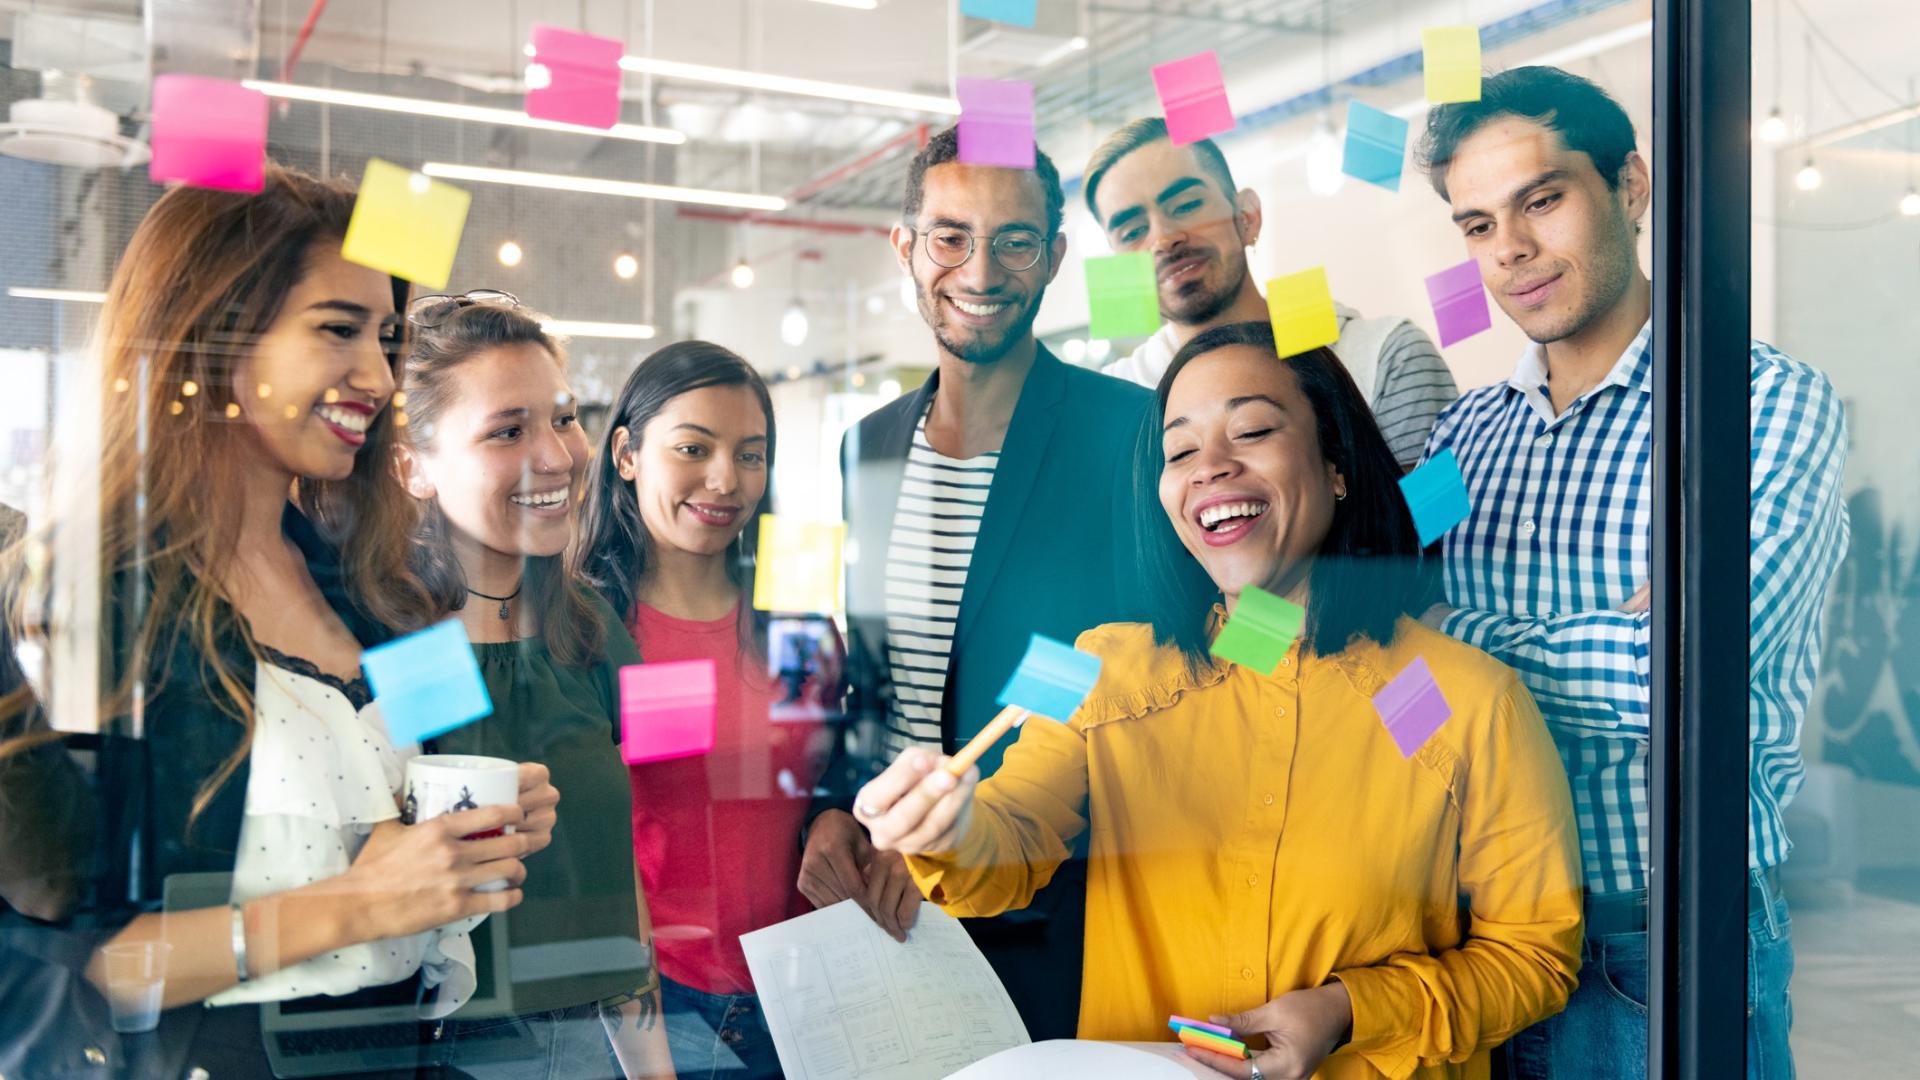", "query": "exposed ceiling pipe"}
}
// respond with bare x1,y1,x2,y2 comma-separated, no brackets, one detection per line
674,207,891,236
783,123,928,204
277,0,329,83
